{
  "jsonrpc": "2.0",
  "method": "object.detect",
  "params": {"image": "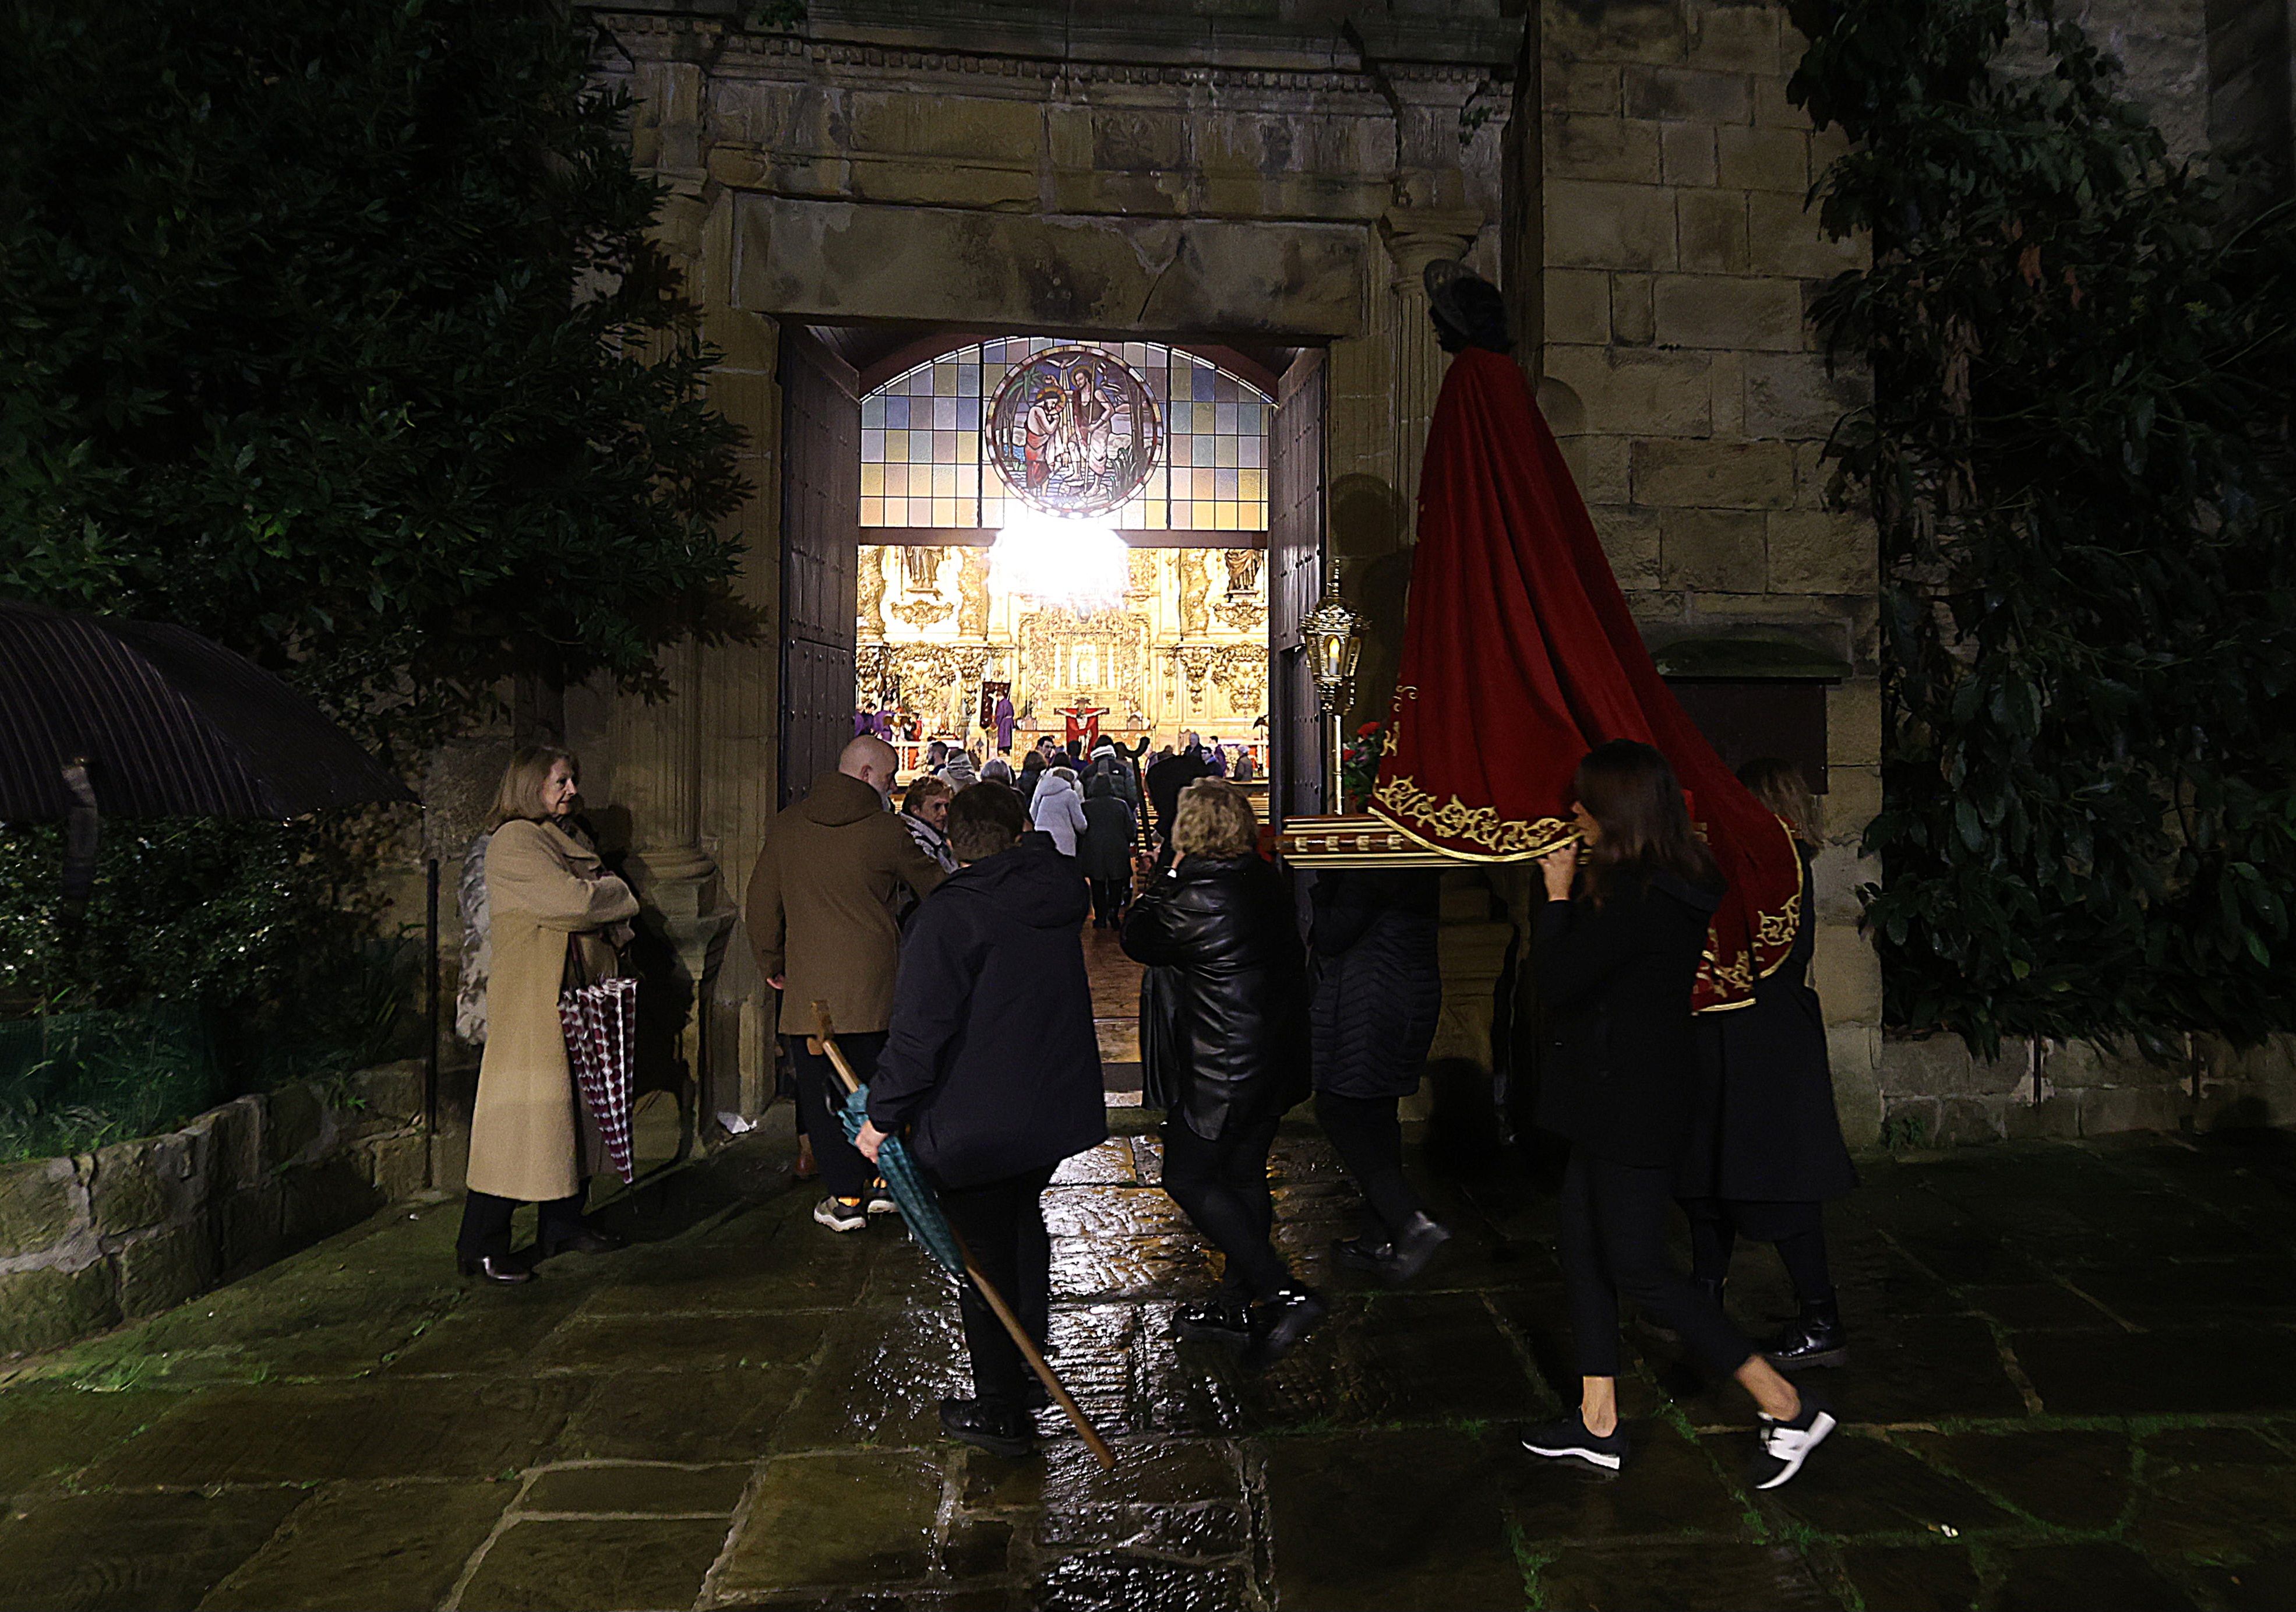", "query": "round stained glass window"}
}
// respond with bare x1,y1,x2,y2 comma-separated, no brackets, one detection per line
984,345,1162,518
